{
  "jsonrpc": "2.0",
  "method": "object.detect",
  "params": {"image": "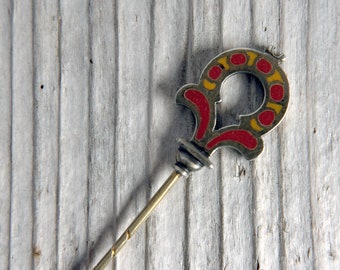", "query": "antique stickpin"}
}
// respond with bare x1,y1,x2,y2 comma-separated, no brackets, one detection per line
94,47,289,269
